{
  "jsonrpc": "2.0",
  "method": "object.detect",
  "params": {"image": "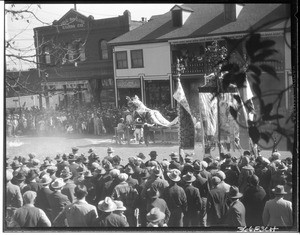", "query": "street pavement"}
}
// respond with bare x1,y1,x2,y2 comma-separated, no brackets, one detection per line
6,133,292,163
